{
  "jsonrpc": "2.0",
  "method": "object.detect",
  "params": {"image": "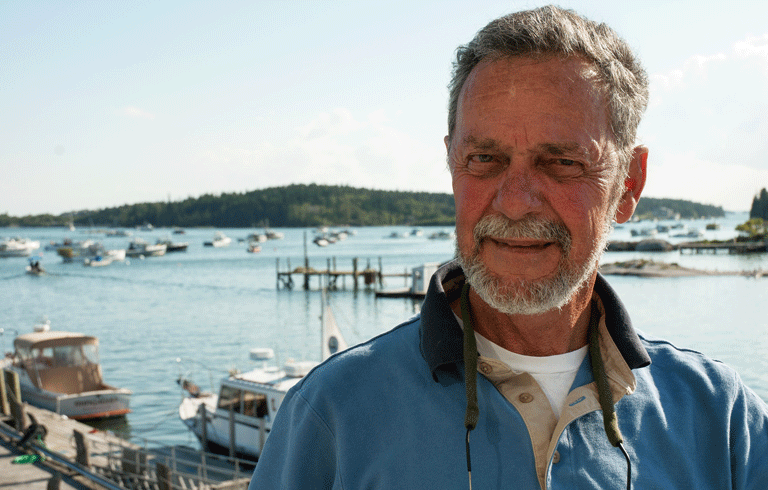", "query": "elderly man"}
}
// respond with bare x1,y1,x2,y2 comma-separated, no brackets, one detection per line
250,6,768,489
